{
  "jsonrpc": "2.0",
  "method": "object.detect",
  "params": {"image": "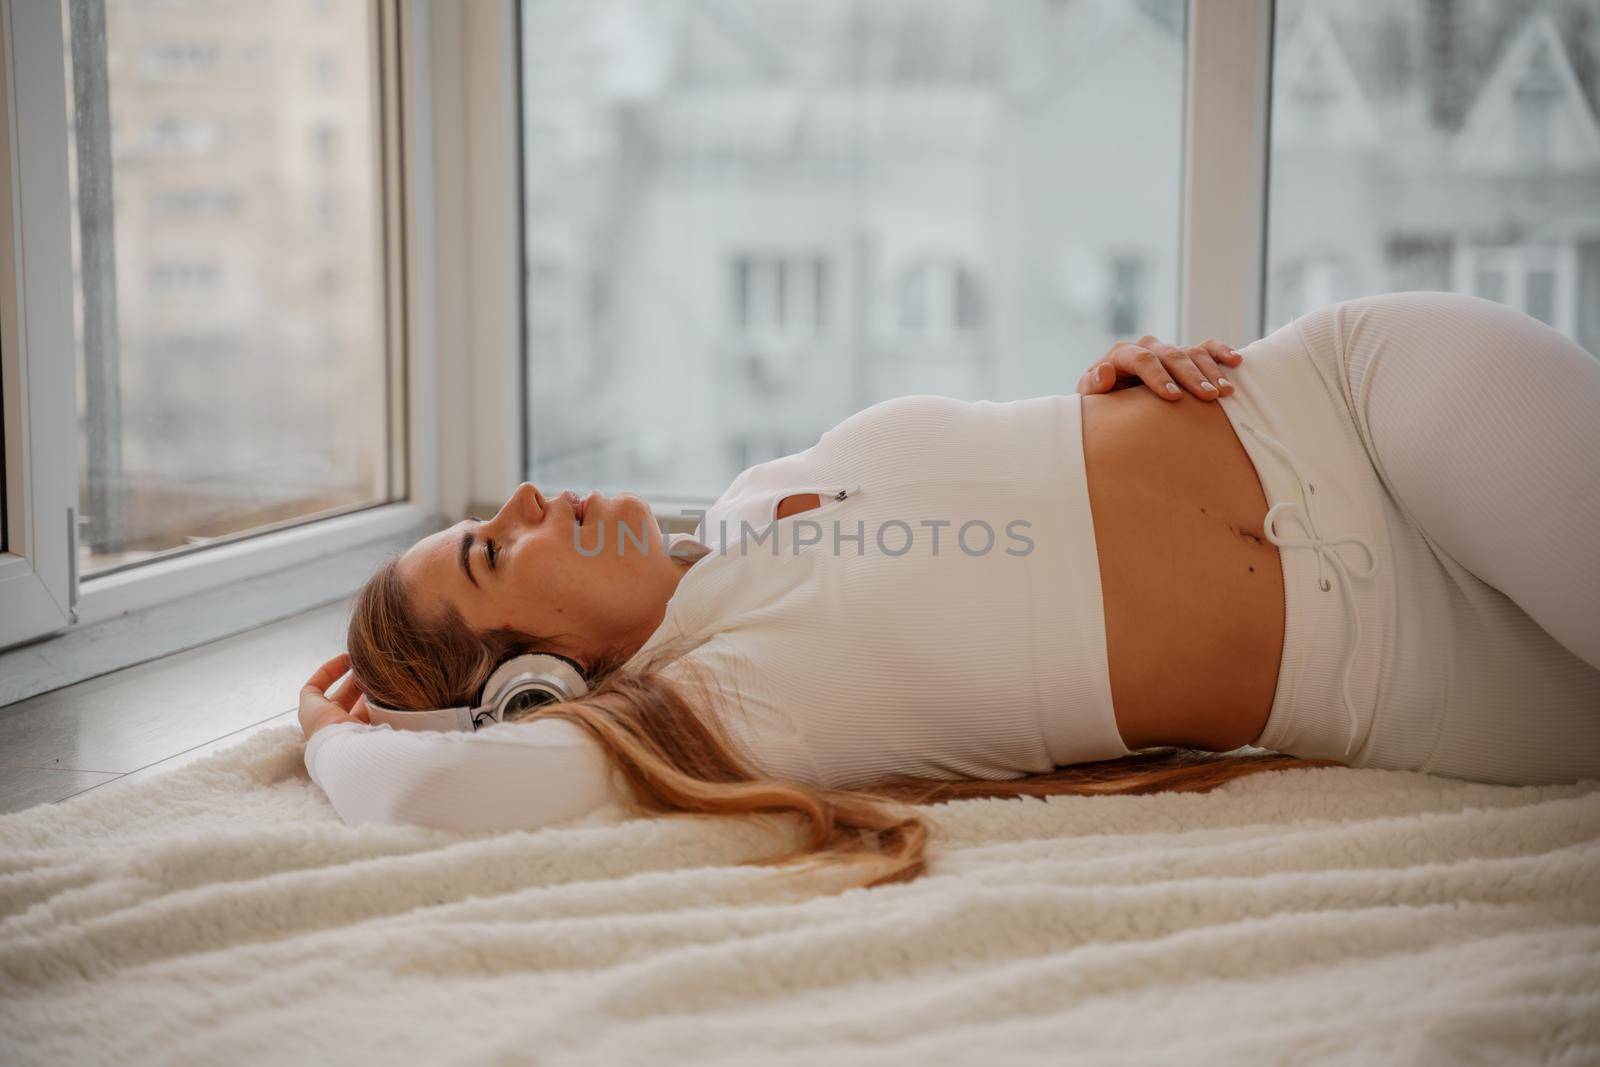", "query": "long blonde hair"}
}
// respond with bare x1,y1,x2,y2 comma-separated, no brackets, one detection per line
347,555,1339,891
